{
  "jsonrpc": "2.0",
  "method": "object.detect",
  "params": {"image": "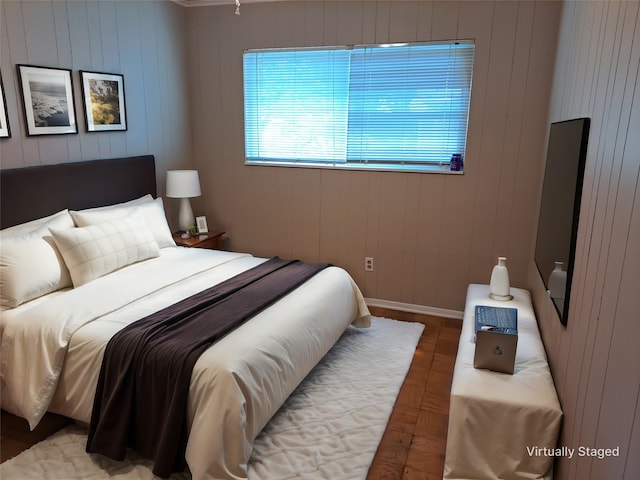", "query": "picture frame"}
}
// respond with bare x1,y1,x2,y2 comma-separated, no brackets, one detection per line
0,73,10,138
80,70,127,132
196,216,208,234
17,65,77,136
